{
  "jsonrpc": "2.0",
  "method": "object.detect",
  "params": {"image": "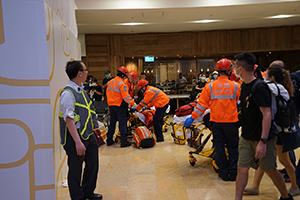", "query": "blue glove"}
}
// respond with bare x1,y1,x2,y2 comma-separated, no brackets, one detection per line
131,107,137,112
184,117,194,127
140,107,146,112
